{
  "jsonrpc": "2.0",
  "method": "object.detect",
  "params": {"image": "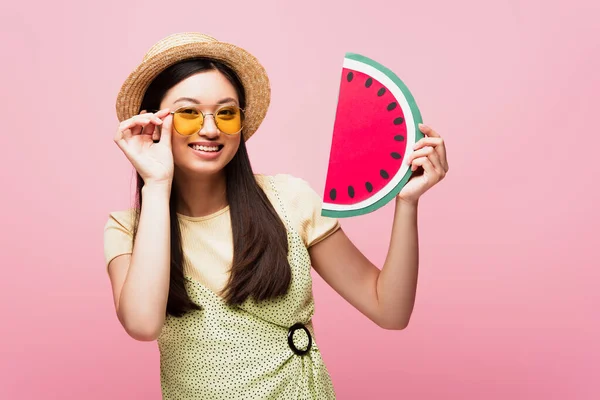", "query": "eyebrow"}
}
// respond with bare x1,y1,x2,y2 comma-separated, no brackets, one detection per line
173,97,239,105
